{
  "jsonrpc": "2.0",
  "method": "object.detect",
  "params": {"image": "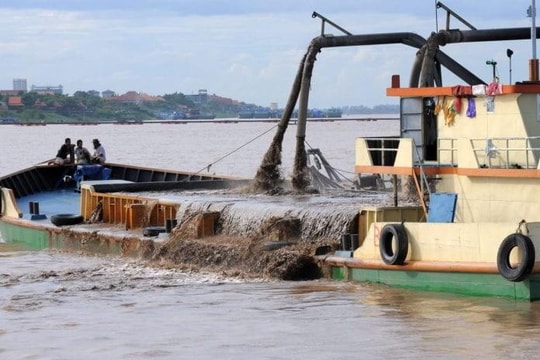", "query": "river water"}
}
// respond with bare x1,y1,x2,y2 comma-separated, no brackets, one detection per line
2,120,540,359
